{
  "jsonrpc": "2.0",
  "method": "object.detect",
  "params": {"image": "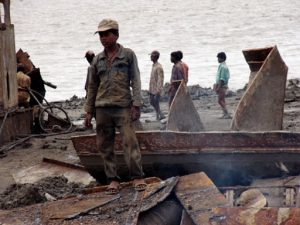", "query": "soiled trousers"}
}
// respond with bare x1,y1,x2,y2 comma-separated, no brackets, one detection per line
95,107,144,182
150,93,161,113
